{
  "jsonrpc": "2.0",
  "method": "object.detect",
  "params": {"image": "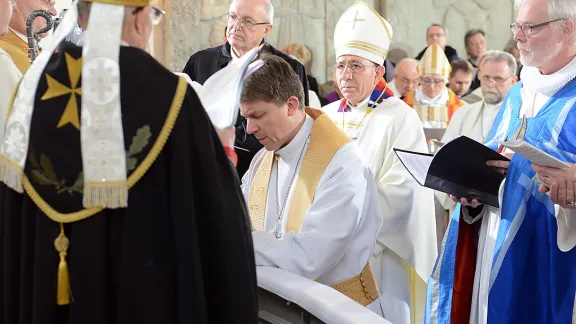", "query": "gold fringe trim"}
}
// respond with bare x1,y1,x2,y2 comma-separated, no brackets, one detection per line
83,181,128,209
54,223,71,305
22,75,188,224
0,155,24,193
